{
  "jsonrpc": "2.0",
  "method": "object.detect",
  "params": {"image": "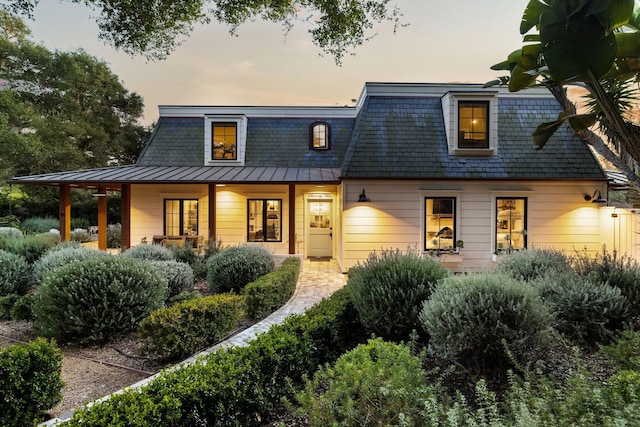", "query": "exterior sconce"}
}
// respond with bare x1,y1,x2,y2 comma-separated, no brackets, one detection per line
584,190,607,204
358,189,371,203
